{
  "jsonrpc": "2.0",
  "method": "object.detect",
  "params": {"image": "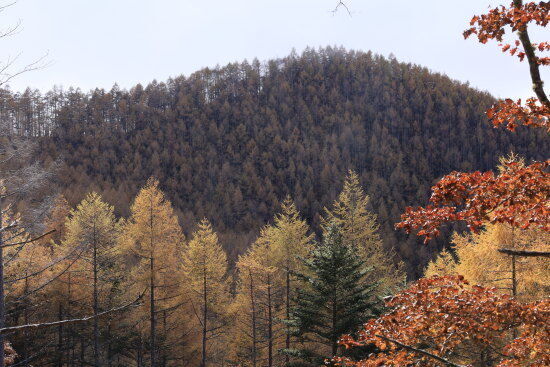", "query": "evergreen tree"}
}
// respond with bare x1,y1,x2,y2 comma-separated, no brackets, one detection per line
283,224,379,367
4,207,55,367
